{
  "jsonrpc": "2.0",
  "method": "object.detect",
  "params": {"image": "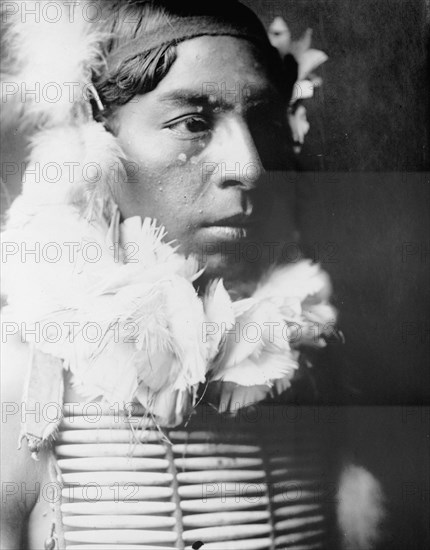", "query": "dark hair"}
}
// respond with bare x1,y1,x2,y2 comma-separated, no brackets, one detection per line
93,1,178,115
